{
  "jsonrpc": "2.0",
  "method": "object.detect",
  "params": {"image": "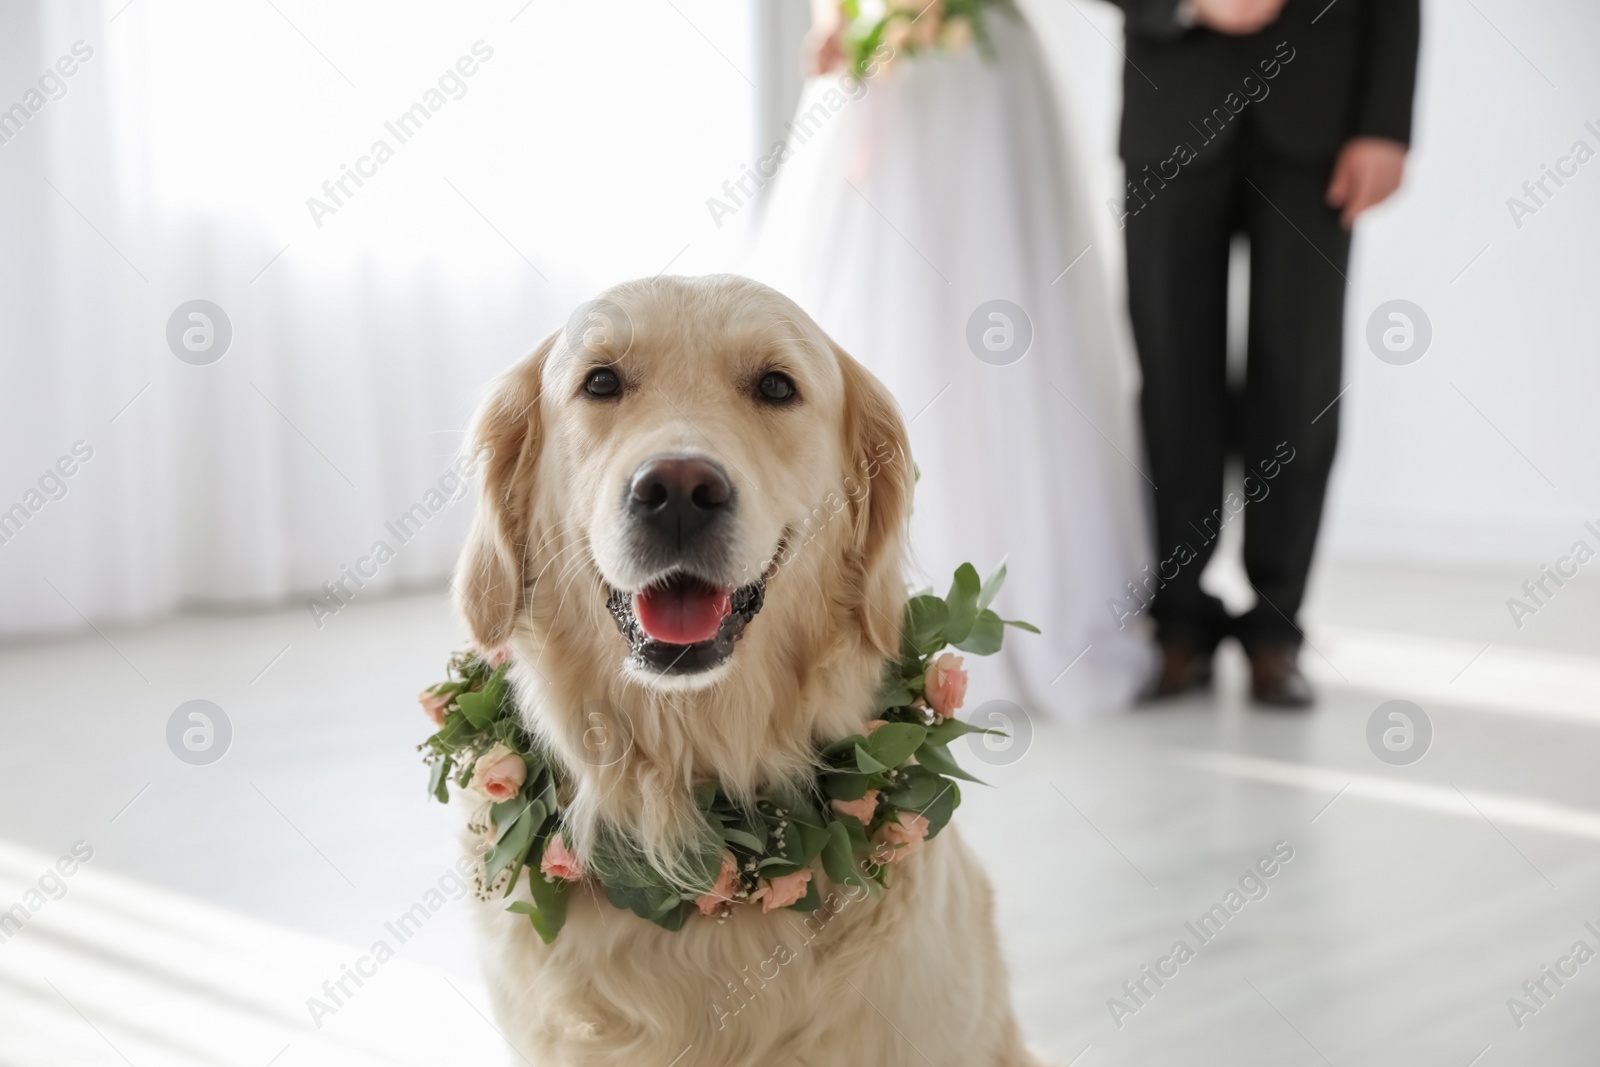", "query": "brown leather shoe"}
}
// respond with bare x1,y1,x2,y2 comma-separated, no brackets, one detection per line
1138,640,1215,703
1248,644,1314,709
